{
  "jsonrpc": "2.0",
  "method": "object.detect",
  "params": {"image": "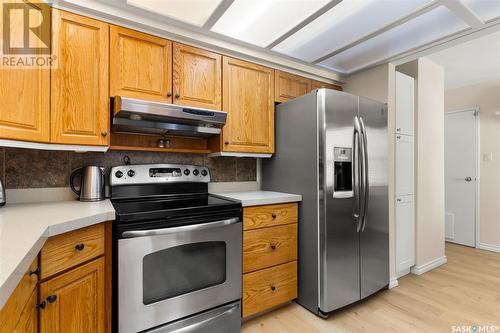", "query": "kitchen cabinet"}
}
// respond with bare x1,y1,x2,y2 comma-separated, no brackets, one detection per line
395,72,414,136
395,195,415,273
110,26,172,103
310,79,342,91
242,203,298,318
13,289,38,333
173,43,222,109
275,70,311,103
395,134,414,197
39,257,105,333
0,1,50,143
220,57,275,154
51,10,109,146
